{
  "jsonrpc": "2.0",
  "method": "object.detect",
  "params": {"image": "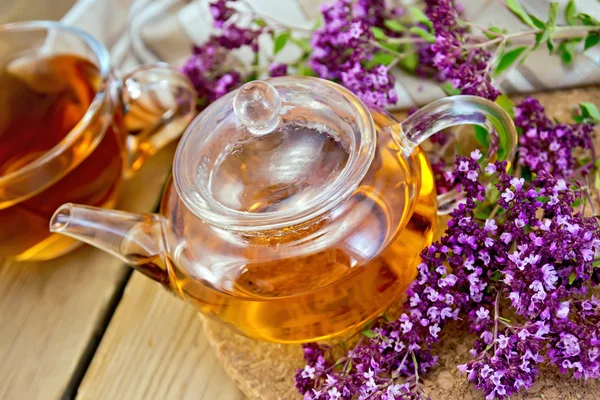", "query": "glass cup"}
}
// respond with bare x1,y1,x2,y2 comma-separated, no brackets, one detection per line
0,21,196,261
